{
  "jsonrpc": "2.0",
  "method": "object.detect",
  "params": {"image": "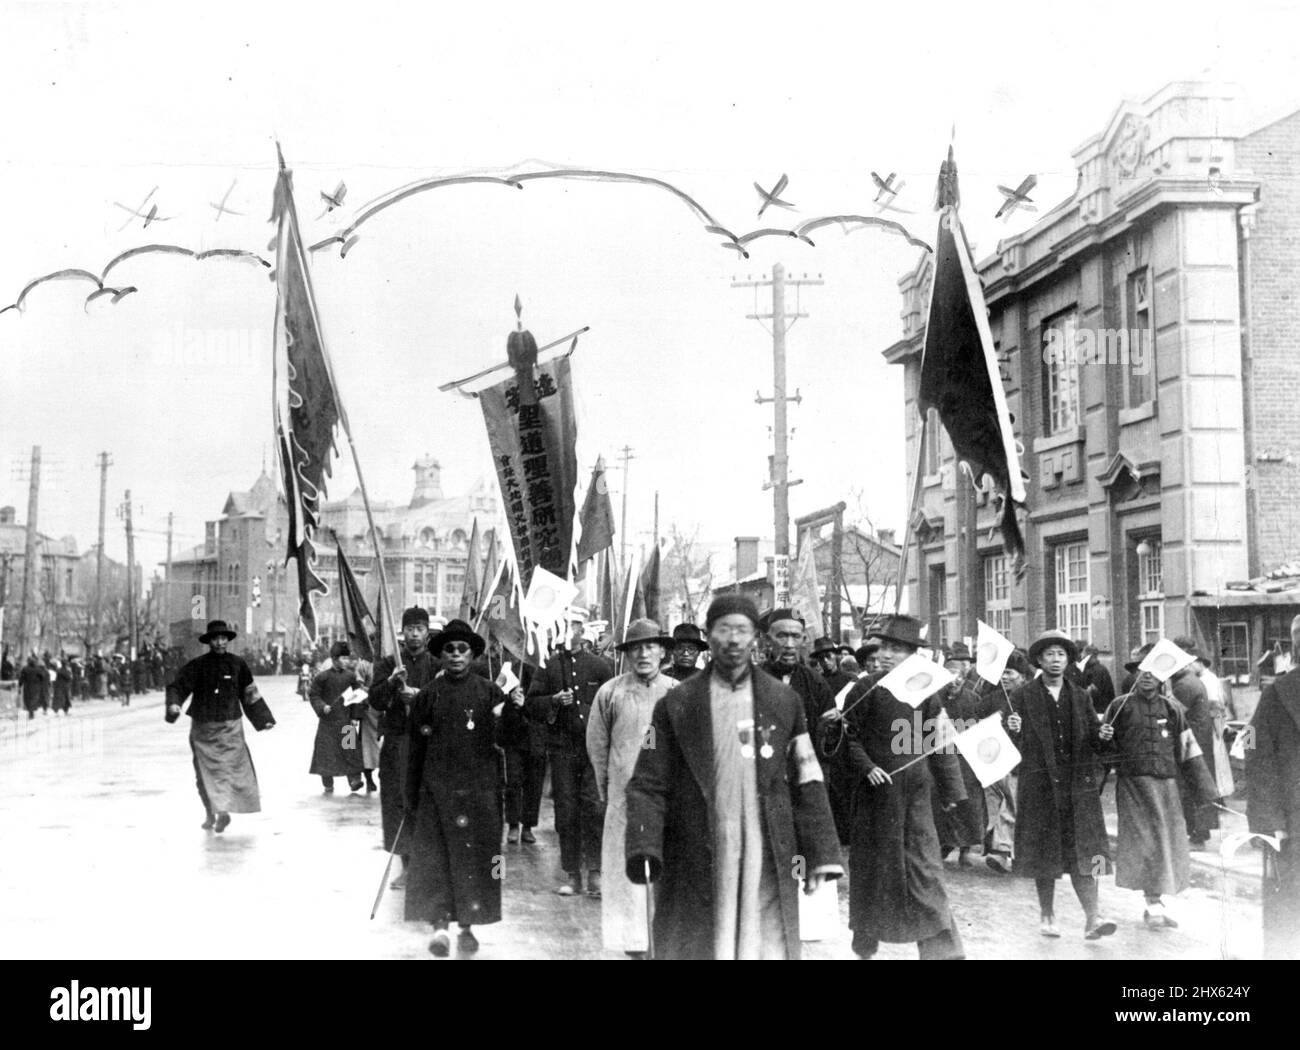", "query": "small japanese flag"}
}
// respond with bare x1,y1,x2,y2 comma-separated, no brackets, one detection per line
953,713,1022,787
496,660,519,694
1138,639,1195,682
878,653,956,708
975,620,1015,685
521,567,580,629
